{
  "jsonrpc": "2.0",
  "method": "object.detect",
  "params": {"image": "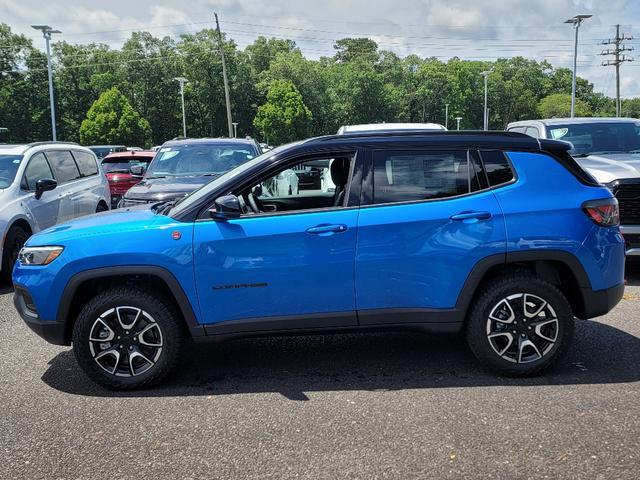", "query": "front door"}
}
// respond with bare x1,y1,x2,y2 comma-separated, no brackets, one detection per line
355,148,507,319
193,153,360,331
